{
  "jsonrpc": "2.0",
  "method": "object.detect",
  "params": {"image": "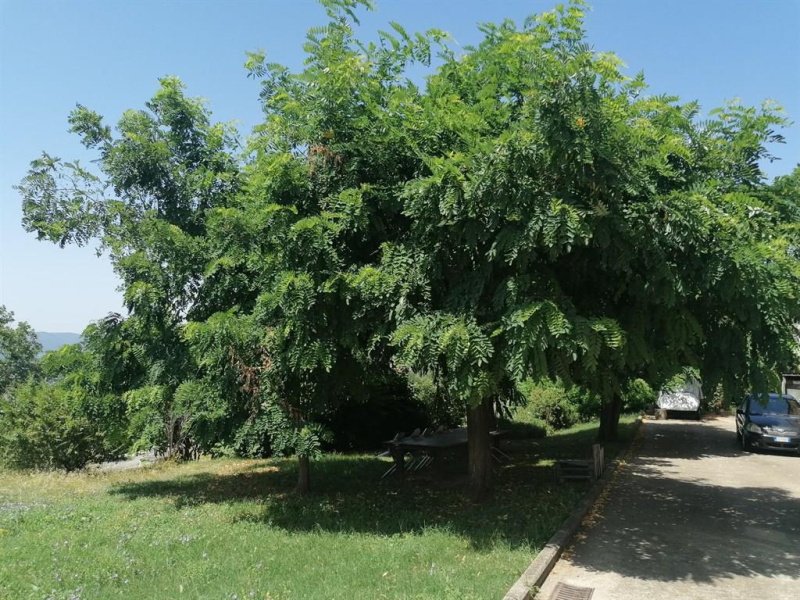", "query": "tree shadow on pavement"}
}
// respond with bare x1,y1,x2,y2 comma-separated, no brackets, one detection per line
640,416,790,461
566,471,800,584
563,417,800,585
